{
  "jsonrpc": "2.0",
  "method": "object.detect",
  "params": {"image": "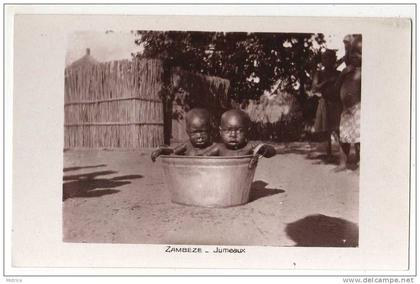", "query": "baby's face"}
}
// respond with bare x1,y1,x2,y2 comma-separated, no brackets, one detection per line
220,115,248,150
186,117,211,148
